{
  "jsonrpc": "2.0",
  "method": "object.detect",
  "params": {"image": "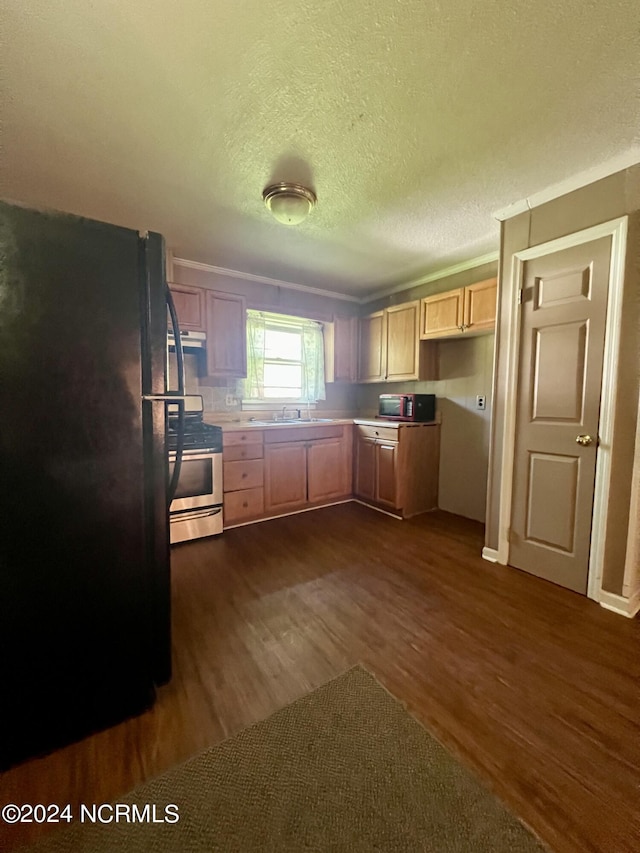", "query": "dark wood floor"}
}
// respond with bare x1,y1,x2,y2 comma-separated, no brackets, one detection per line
2,504,639,852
